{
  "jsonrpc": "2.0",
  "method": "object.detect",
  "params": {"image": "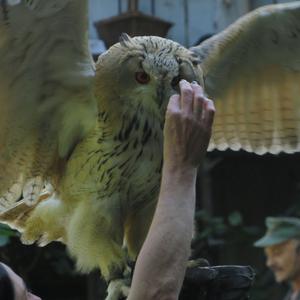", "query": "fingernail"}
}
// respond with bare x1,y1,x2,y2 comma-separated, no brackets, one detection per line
180,79,187,84
191,80,198,85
